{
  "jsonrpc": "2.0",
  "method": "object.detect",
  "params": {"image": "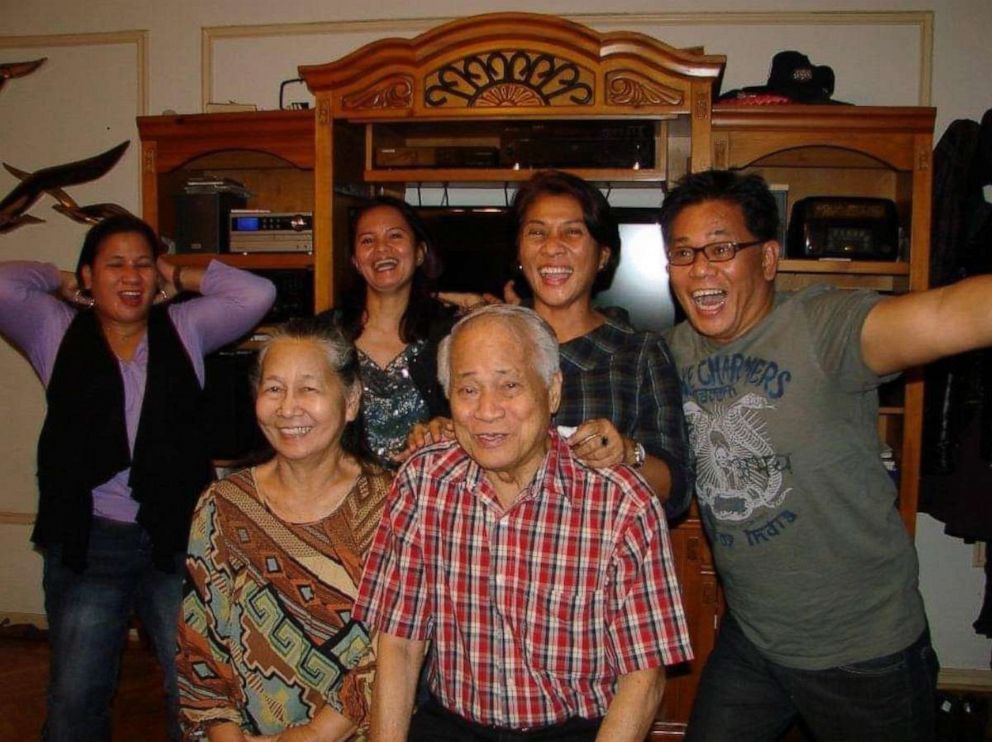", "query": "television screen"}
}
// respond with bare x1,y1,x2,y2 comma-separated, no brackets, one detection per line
416,205,676,332
593,210,676,333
